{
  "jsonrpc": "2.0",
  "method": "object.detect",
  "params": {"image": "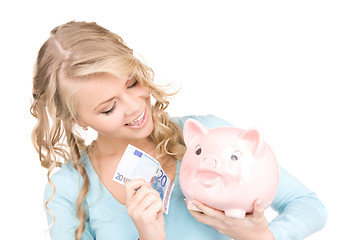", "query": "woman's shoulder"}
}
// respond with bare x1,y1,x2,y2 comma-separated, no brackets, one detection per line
171,114,234,130
50,161,82,182
44,159,89,202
